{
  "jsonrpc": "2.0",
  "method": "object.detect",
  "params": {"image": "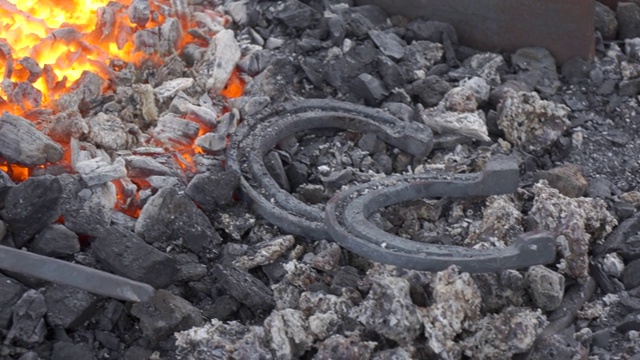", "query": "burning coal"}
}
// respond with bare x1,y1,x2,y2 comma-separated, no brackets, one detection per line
0,0,245,217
